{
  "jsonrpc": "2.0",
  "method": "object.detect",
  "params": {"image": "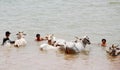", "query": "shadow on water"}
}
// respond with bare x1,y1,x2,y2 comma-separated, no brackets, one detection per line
39,46,90,60
63,52,90,60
